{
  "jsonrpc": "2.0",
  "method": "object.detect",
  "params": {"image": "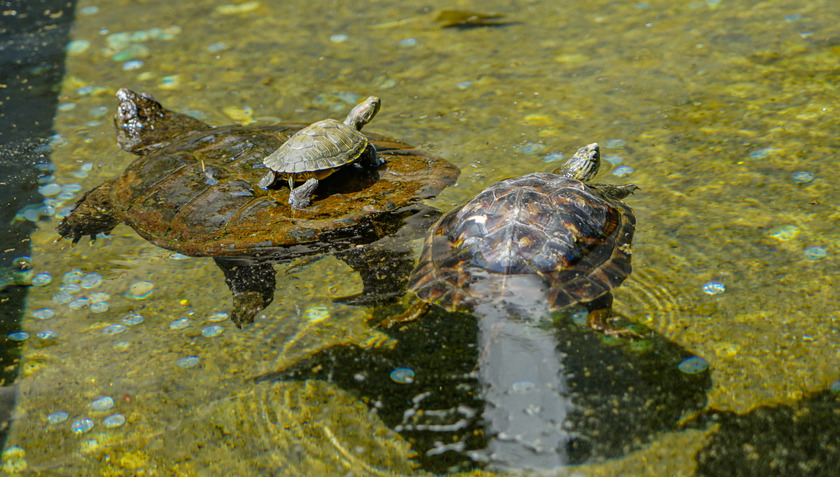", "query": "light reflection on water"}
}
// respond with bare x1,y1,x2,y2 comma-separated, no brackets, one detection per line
5,0,840,474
